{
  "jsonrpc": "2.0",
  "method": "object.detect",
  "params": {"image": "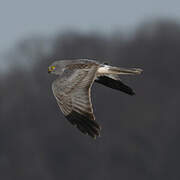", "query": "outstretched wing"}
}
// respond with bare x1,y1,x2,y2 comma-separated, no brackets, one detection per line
52,63,101,138
95,75,135,95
